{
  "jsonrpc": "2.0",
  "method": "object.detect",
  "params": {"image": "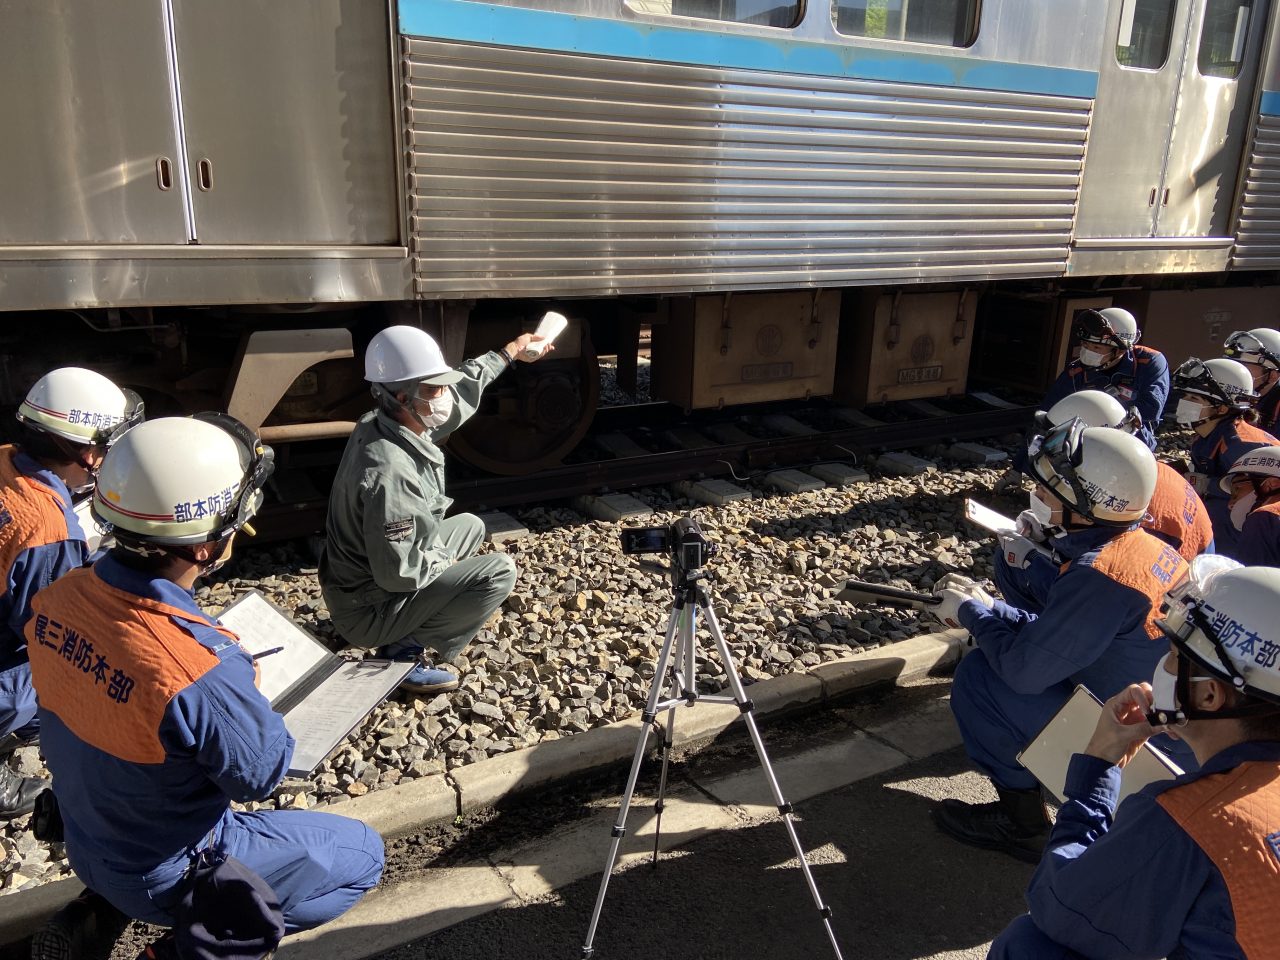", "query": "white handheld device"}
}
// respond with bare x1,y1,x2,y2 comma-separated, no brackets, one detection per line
521,311,568,360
